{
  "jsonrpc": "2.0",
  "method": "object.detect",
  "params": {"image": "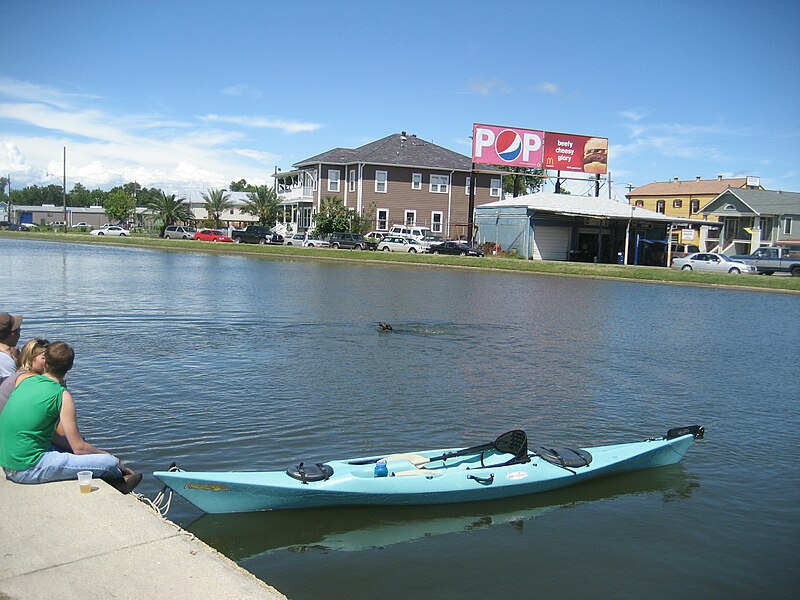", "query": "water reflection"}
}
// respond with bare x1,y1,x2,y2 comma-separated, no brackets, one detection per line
188,466,697,560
